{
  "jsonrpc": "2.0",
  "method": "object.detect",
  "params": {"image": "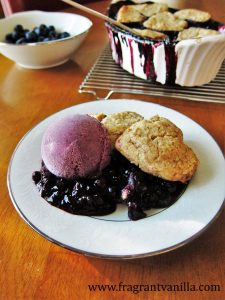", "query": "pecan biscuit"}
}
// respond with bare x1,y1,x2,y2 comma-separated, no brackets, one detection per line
133,28,168,39
117,5,146,23
144,12,188,31
174,9,211,23
177,27,220,41
101,111,144,146
115,116,199,183
133,3,168,17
